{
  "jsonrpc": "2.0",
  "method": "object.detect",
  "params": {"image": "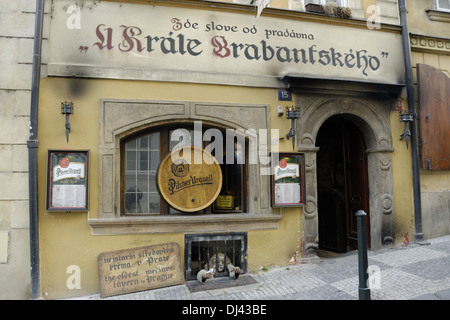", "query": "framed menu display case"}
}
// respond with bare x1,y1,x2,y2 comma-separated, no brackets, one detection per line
271,153,305,207
47,150,89,211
